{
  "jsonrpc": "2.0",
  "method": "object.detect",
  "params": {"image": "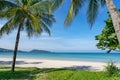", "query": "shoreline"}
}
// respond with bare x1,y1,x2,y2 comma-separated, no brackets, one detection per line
0,58,120,71
0,56,119,63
